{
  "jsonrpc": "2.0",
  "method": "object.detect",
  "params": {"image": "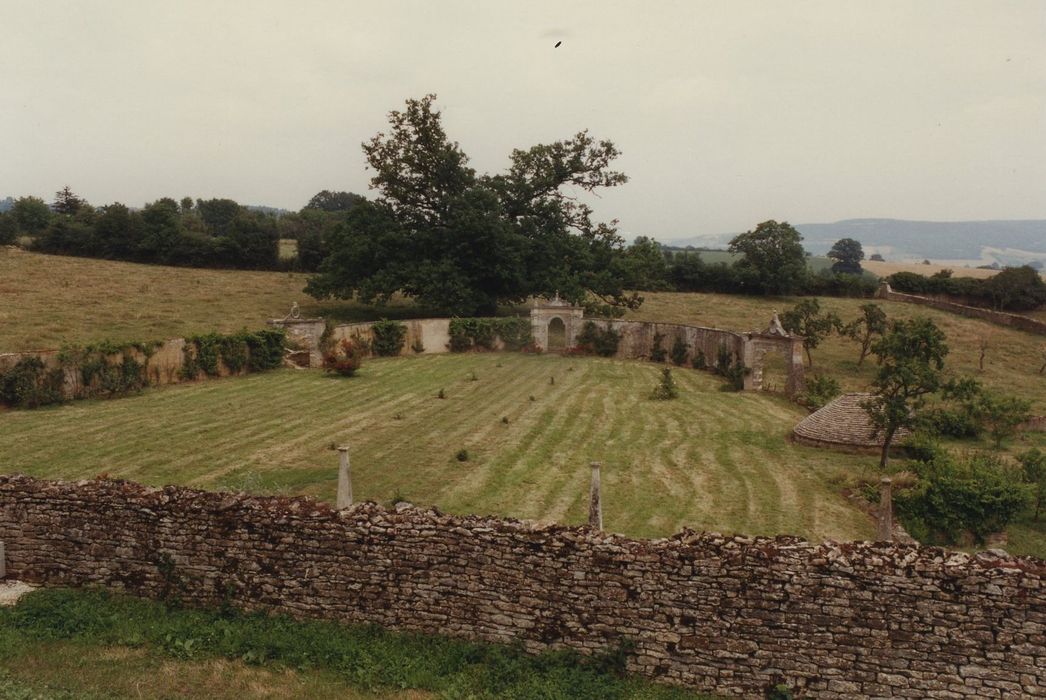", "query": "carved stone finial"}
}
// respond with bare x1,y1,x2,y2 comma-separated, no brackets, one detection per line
766,312,787,336
285,302,301,321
